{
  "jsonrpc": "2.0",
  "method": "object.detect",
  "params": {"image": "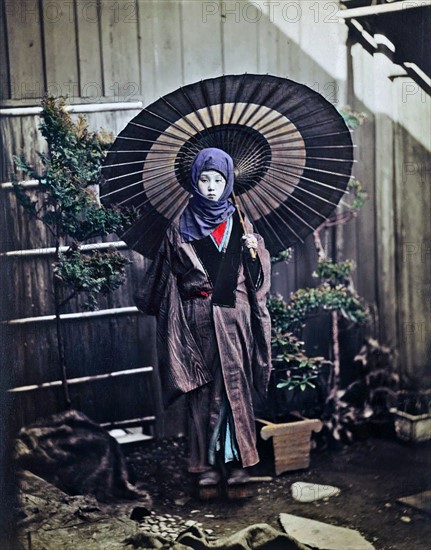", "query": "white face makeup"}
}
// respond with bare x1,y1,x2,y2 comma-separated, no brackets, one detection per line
197,170,227,201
